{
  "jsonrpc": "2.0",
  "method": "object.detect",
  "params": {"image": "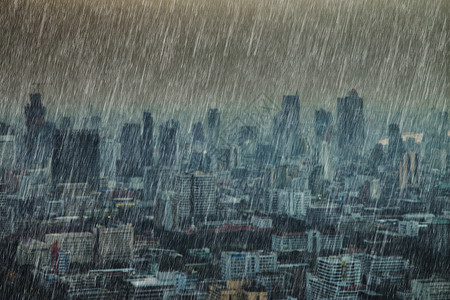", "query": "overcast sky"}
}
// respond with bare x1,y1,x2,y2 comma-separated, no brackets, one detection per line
0,0,448,127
